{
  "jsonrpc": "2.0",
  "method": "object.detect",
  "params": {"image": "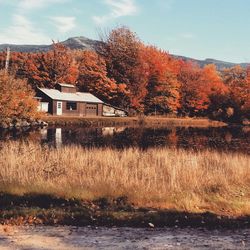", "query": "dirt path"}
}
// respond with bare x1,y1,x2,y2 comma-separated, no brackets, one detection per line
0,225,249,250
